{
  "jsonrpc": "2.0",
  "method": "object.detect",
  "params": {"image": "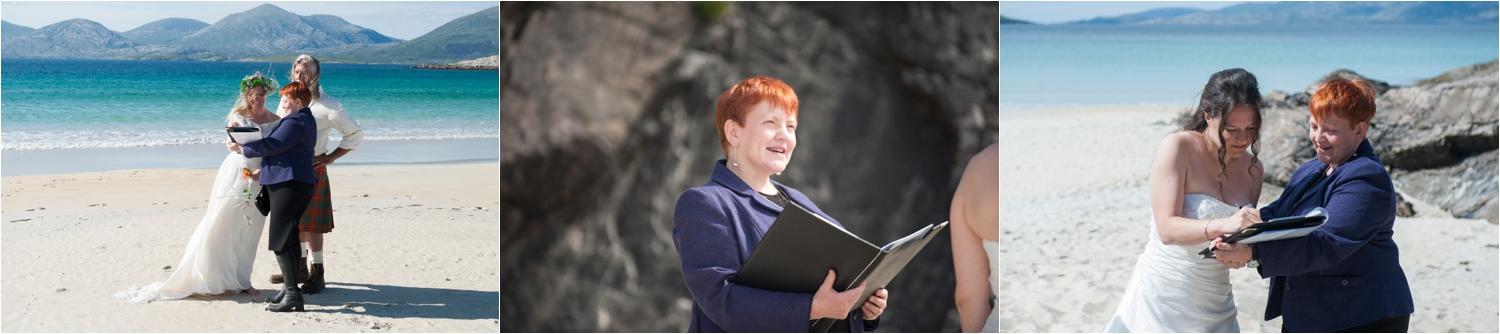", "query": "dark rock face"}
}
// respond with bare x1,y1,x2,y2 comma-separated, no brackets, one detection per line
501,3,997,332
1250,61,1498,222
